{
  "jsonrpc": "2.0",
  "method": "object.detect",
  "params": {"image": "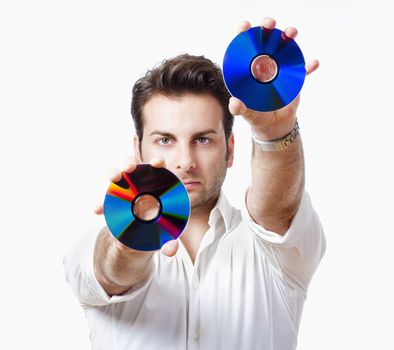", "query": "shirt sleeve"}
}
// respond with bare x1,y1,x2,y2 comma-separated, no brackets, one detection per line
241,190,326,295
63,228,155,307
